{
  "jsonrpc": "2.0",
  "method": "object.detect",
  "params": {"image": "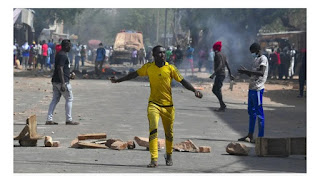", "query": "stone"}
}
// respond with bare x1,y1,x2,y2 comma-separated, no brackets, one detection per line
173,139,199,152
226,142,250,156
52,141,60,147
134,136,149,147
105,138,123,148
127,140,136,149
199,146,211,153
110,141,128,150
